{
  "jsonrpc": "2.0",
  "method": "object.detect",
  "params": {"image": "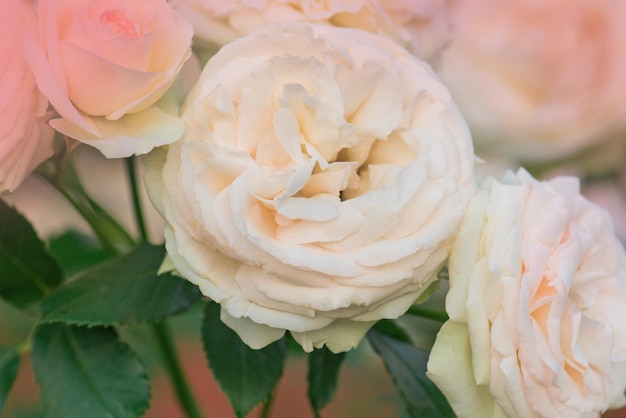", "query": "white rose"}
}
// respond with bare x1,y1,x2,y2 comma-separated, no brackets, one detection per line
427,169,626,417
438,0,626,162
171,0,452,62
145,23,475,352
